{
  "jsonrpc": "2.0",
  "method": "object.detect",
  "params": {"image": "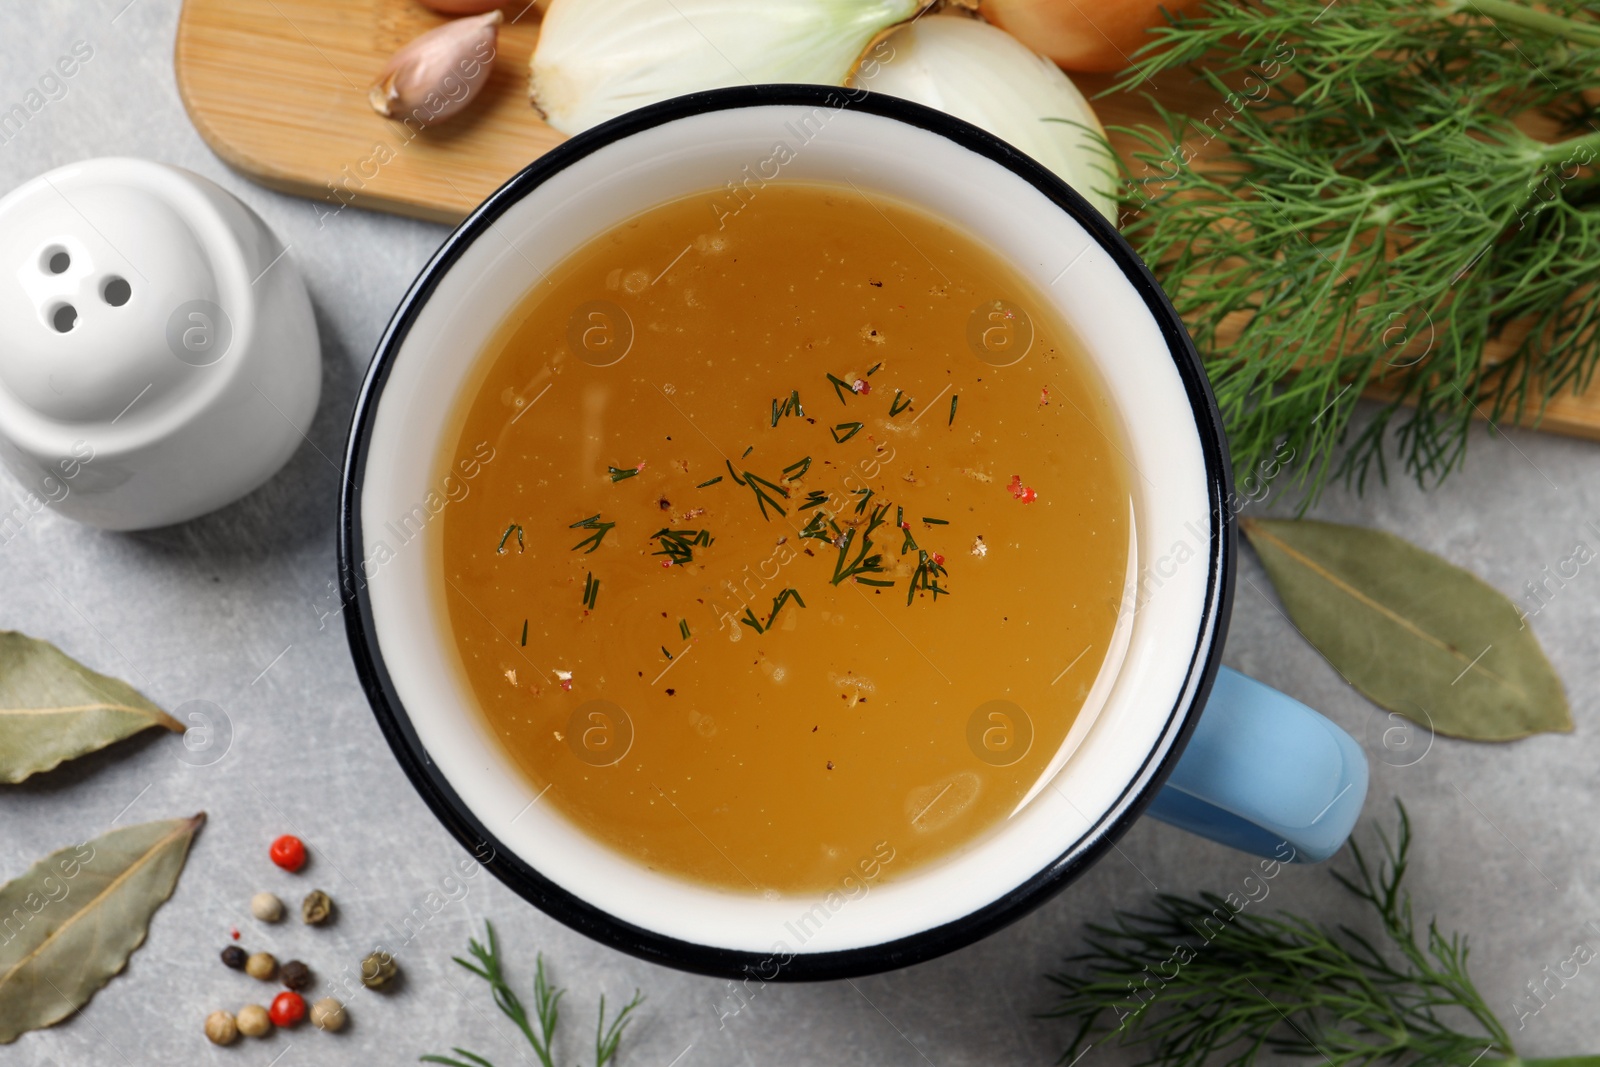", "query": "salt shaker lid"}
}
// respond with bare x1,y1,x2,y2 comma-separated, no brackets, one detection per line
0,157,256,436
